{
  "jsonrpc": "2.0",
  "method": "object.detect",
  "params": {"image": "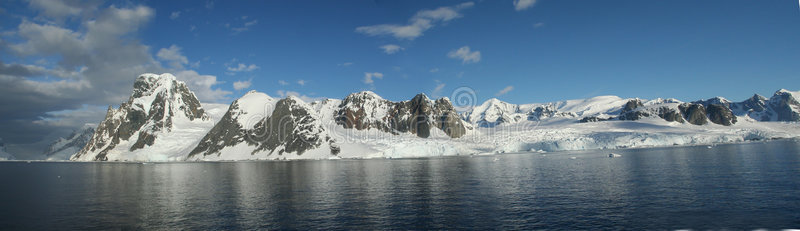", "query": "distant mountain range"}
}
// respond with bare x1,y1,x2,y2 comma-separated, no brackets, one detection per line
0,138,15,161
29,73,798,161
